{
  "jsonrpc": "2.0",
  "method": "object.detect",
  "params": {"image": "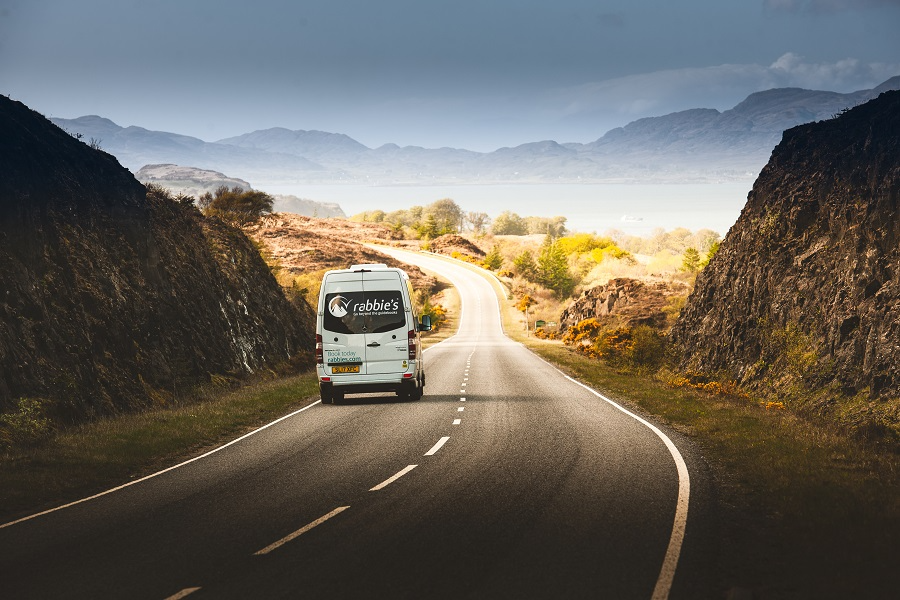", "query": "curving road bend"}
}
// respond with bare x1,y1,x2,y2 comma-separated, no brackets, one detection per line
0,248,715,599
